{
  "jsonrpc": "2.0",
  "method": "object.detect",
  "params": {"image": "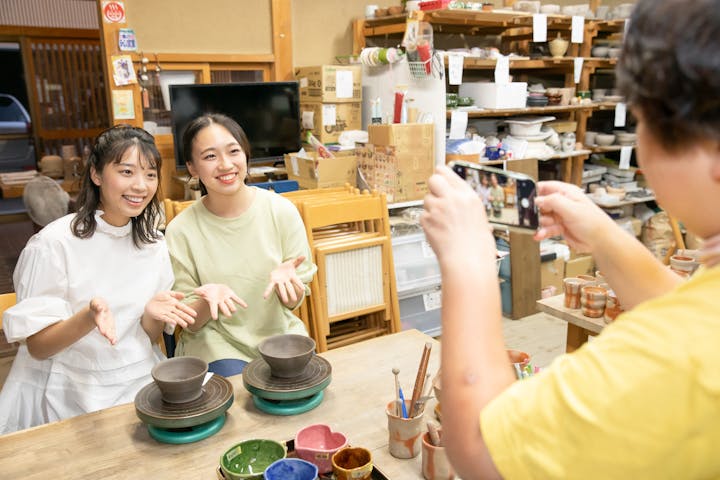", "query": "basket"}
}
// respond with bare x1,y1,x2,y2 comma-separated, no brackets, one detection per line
408,58,432,79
